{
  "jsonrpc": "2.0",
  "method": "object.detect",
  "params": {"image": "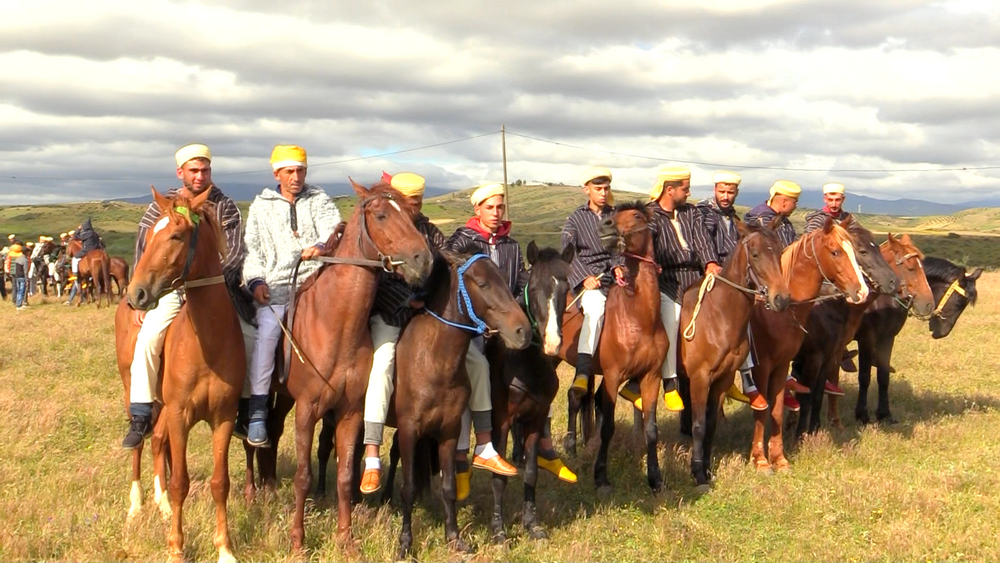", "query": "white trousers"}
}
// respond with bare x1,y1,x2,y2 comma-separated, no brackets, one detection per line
741,327,754,371
249,303,286,396
71,257,81,274
659,293,682,380
577,289,607,355
465,336,491,413
363,316,401,424
239,316,256,399
130,291,183,403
